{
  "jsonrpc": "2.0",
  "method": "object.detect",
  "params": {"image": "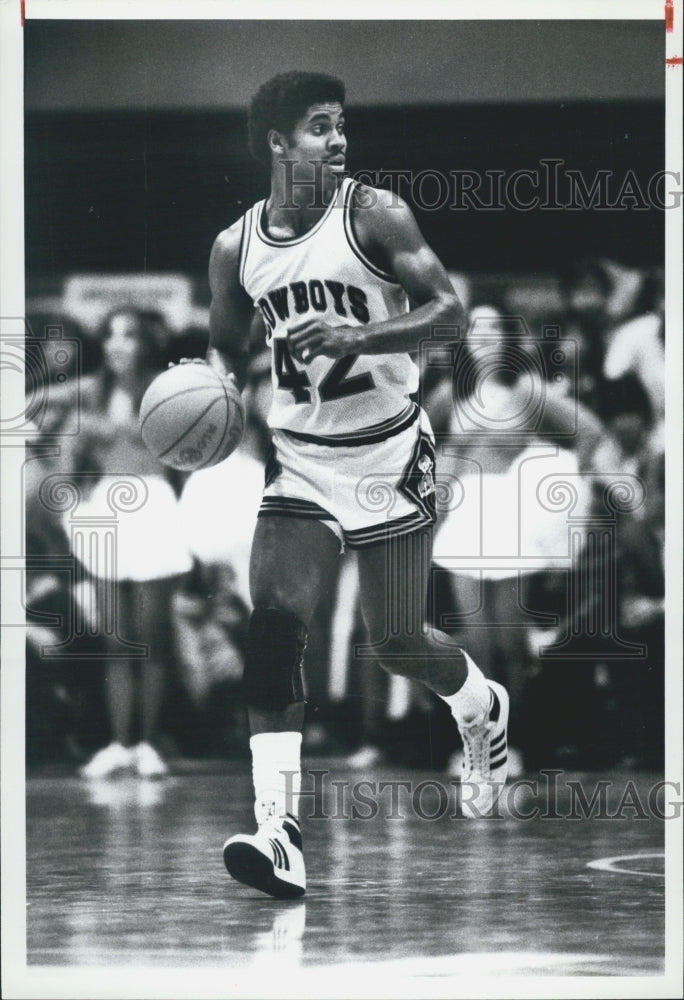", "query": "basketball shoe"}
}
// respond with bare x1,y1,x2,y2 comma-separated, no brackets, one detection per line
223,812,306,899
133,741,168,779
457,680,509,818
79,742,134,779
